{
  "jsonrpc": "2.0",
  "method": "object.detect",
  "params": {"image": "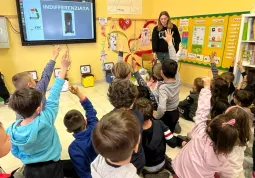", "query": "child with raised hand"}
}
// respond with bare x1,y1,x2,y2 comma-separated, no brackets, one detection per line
12,45,61,115
7,50,71,178
133,98,184,178
64,86,98,178
172,77,239,178
91,109,141,178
